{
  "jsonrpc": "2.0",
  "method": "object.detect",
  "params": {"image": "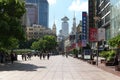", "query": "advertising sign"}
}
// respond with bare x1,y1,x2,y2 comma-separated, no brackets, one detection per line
82,40,87,47
98,28,105,41
84,49,92,60
89,28,98,42
82,12,87,47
